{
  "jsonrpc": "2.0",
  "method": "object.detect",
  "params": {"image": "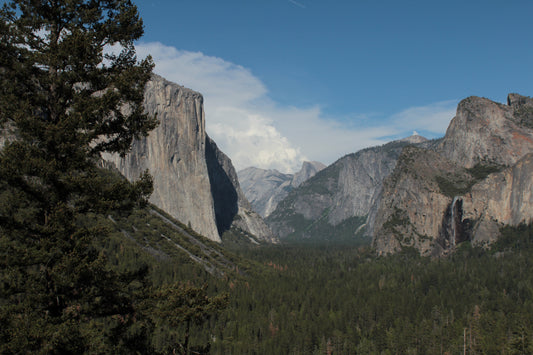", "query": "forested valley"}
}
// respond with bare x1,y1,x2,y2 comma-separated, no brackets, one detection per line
85,212,533,354
5,160,533,354
201,225,533,354
79,207,533,354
